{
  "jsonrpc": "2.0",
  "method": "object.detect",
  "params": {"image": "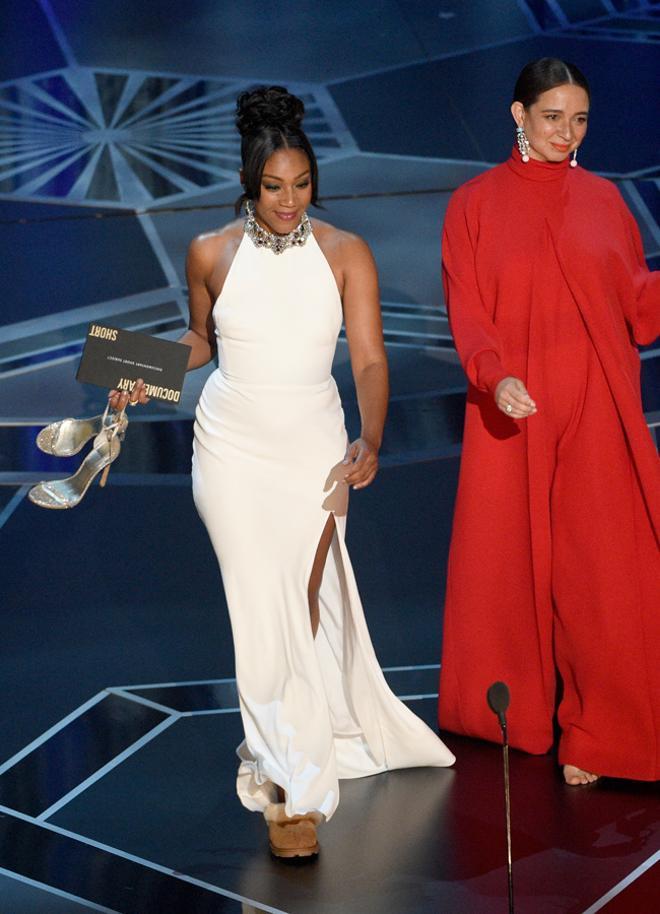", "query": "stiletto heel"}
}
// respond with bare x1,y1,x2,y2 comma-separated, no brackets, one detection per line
36,405,127,457
29,409,127,509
